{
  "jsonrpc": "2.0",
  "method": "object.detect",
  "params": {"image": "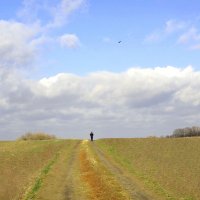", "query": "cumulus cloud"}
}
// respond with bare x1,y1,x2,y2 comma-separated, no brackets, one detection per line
1,66,200,140
0,0,86,68
59,34,80,48
0,20,43,67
